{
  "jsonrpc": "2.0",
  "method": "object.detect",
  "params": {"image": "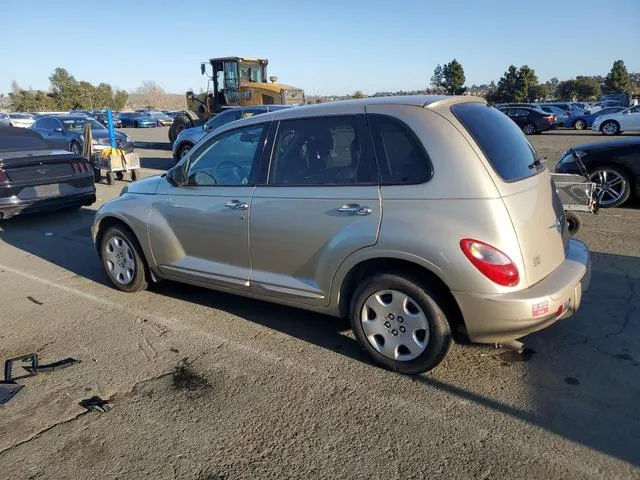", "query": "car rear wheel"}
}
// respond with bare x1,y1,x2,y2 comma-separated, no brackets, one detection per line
350,273,452,374
522,123,536,135
100,225,148,293
601,120,620,136
573,119,586,130
589,166,631,208
69,141,81,154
